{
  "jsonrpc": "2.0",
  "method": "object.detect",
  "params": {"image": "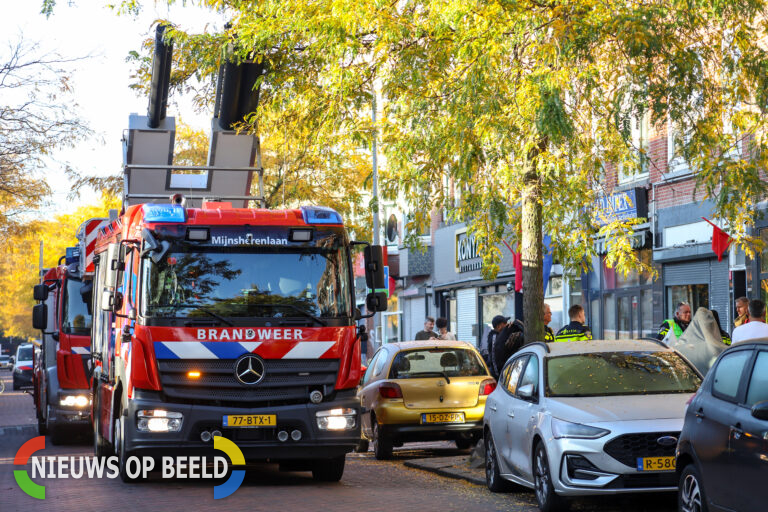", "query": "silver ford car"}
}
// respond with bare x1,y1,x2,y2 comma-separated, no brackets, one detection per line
484,340,702,512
